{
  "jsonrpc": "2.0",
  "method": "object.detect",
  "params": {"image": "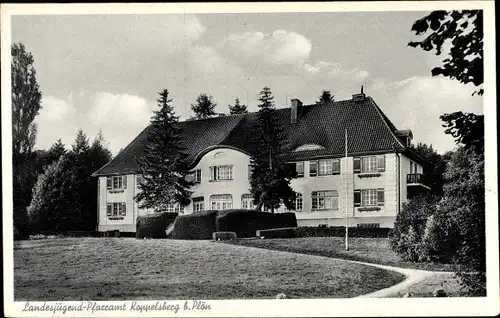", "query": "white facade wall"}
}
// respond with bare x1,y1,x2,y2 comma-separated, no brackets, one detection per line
97,148,423,231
